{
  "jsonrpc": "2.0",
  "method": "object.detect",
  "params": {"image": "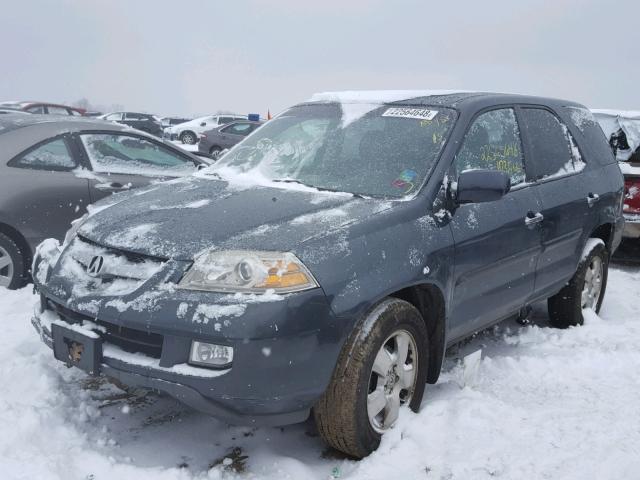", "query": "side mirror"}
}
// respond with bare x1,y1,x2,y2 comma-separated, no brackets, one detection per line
456,169,511,204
